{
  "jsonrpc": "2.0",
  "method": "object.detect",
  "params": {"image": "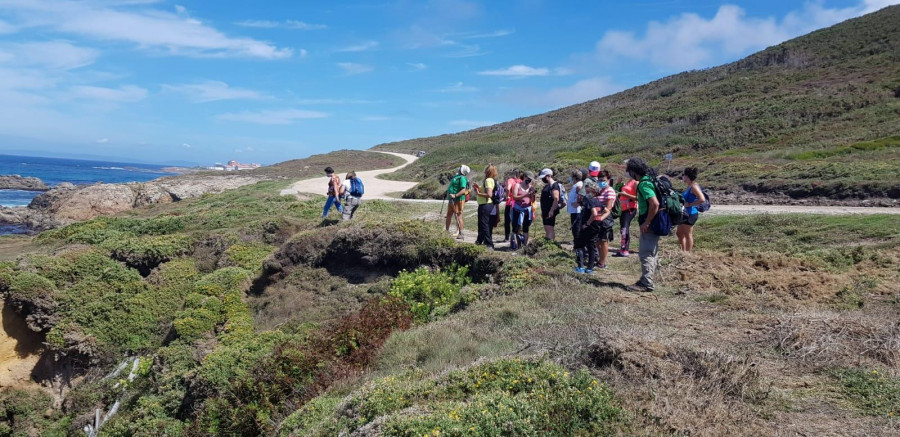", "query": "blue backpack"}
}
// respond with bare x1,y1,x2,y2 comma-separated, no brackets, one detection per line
697,188,711,213
350,177,365,198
